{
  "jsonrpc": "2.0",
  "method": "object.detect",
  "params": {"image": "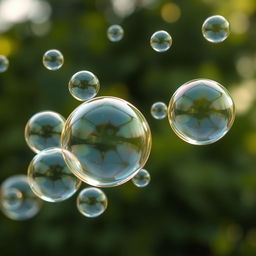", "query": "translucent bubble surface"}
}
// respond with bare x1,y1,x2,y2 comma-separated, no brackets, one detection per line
28,148,81,202
0,175,42,220
25,111,65,153
77,187,107,218
168,79,235,145
43,49,64,71
107,25,124,42
132,169,150,188
151,102,167,120
202,15,230,43
150,30,172,52
61,96,152,187
68,71,100,101
0,55,9,73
